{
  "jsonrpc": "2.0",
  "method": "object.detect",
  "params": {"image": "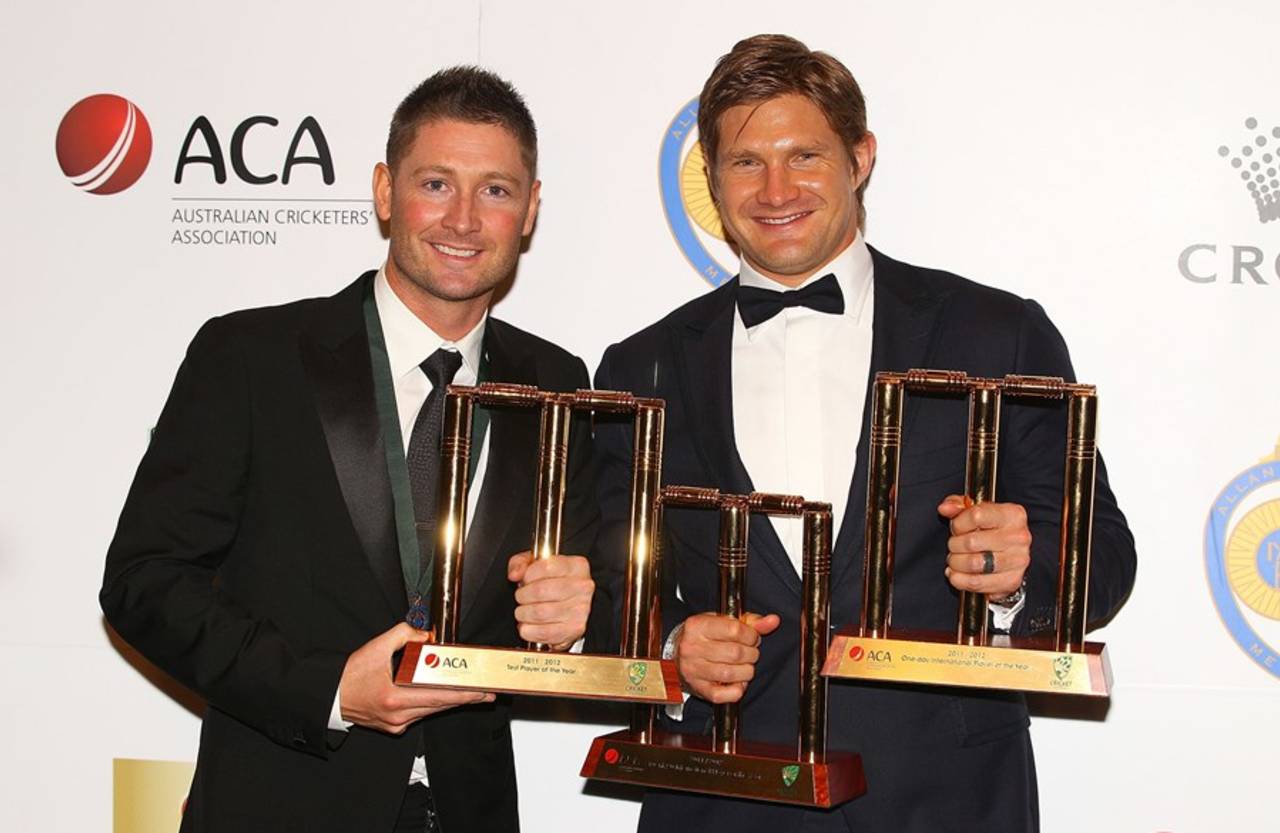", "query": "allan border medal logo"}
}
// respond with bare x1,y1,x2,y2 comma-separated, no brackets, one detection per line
659,99,735,287
1205,437,1280,680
